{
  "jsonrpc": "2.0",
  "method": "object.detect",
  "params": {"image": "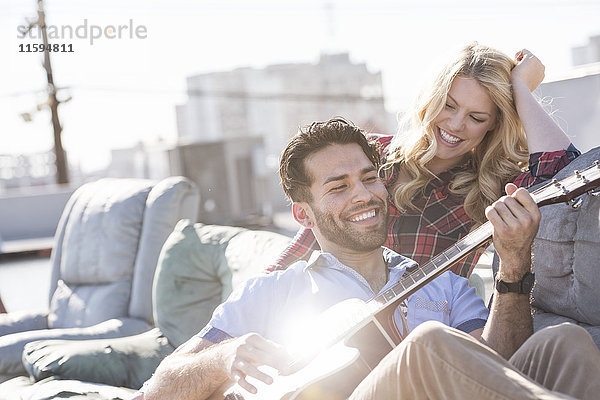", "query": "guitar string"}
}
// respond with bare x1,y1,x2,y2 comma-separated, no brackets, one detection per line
373,164,600,305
